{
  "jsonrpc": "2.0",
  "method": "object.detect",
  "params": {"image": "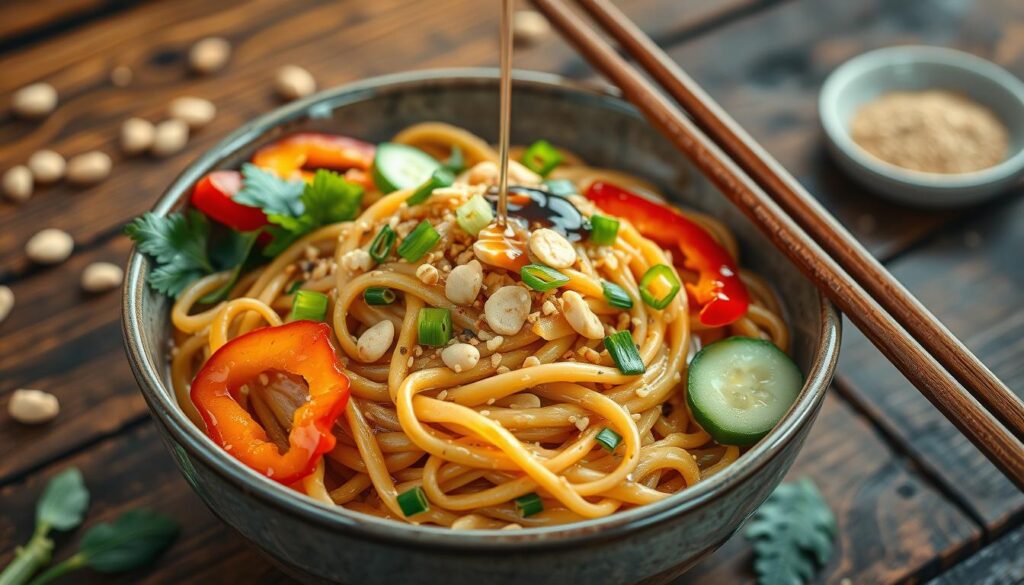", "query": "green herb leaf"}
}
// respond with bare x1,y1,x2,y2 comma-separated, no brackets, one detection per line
264,169,363,257
746,478,836,585
77,510,179,573
36,468,89,532
234,163,305,217
125,211,214,297
199,230,262,304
